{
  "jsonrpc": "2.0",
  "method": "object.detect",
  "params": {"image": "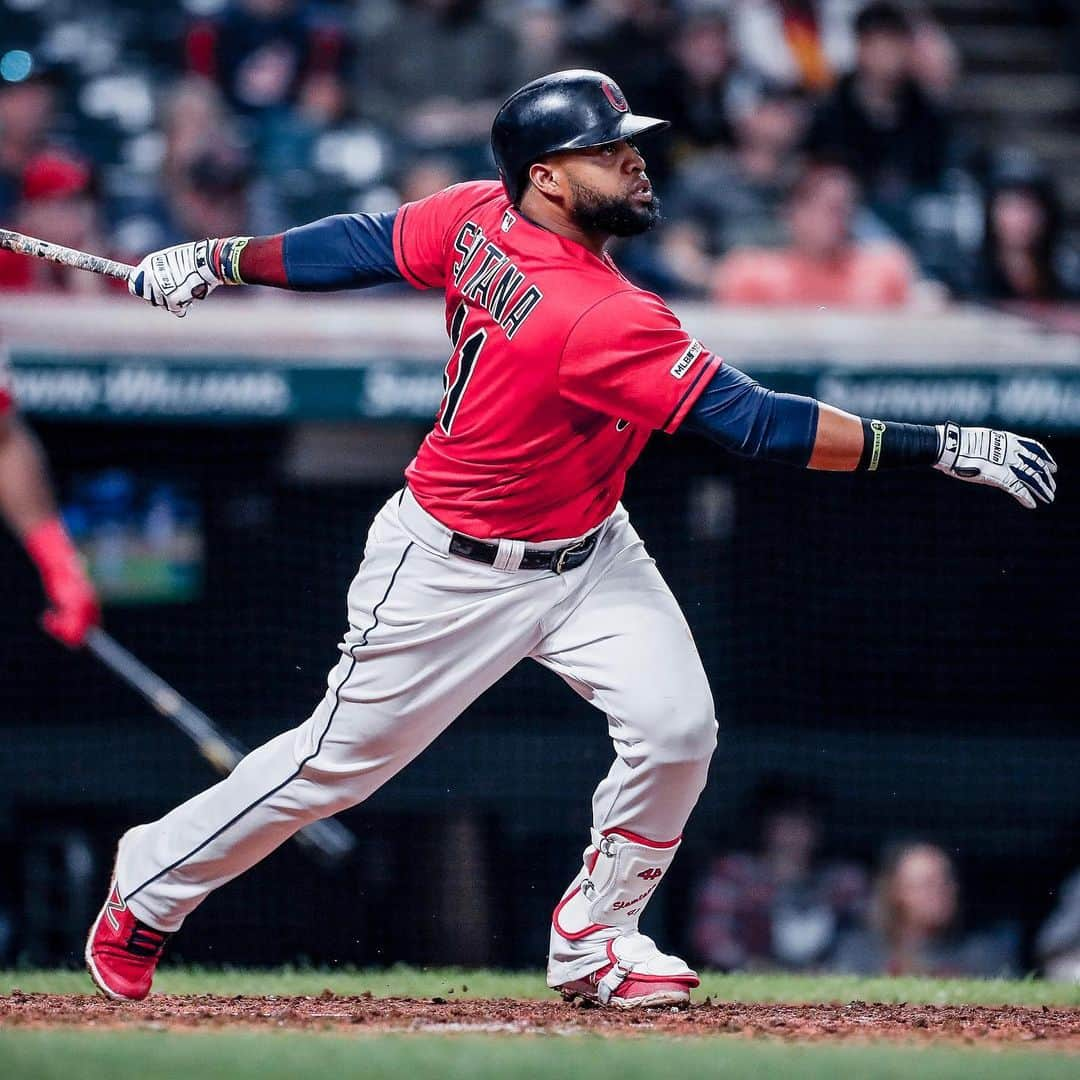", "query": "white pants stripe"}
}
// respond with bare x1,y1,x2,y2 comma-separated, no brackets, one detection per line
118,488,718,950
121,540,415,906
